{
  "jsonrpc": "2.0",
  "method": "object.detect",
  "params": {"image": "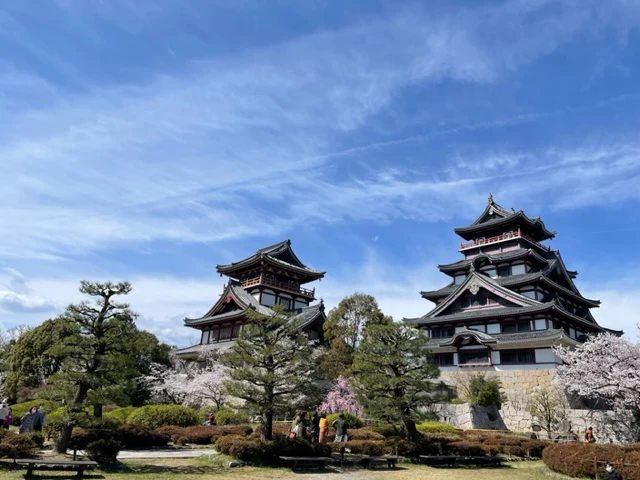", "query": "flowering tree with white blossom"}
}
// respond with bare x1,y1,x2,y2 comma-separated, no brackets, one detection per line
555,332,640,440
319,375,363,416
145,347,230,410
